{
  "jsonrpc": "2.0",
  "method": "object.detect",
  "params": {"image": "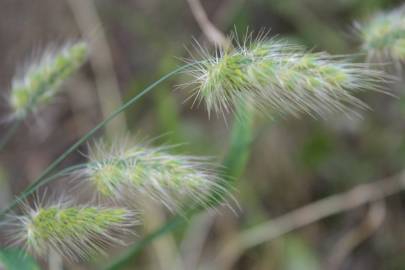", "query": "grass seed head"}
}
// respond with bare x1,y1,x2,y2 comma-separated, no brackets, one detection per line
358,6,405,63
9,41,88,119
185,32,384,118
79,139,228,212
6,199,136,261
